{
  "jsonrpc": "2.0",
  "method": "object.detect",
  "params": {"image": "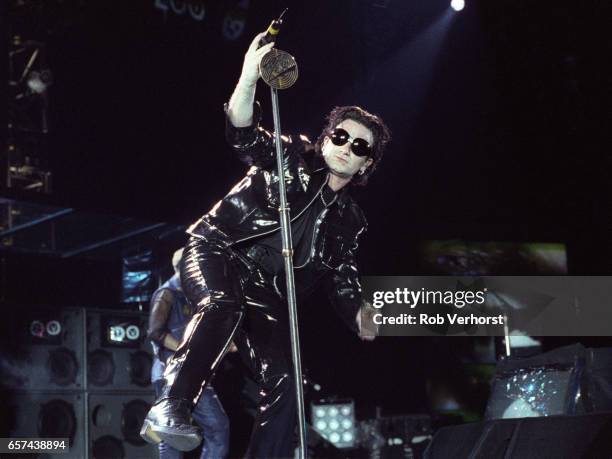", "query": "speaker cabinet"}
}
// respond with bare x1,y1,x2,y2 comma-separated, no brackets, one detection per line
2,308,158,459
3,308,85,391
88,392,157,459
5,391,86,459
426,412,612,459
86,310,152,392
